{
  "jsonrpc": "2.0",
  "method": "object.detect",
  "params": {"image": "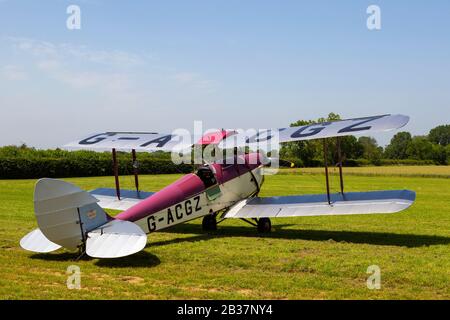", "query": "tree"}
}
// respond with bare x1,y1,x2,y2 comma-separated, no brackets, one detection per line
358,136,383,164
447,145,450,164
406,136,433,160
384,132,412,159
332,135,364,163
280,113,364,166
430,144,448,165
428,125,450,146
280,119,318,166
